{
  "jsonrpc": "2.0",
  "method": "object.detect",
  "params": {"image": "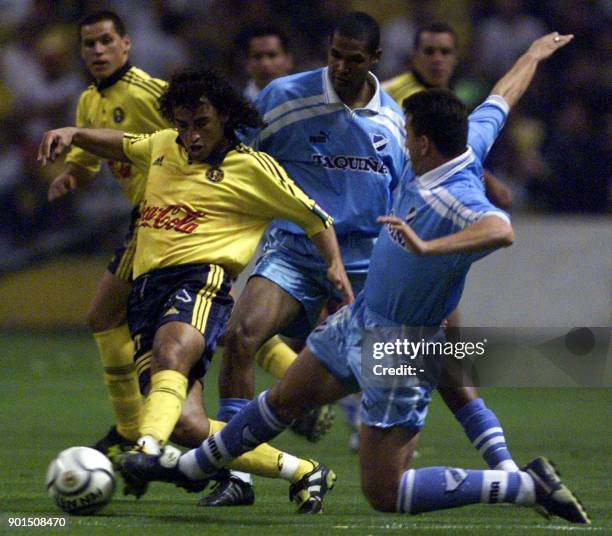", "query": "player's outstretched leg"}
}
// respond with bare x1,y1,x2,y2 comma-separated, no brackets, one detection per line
124,348,350,512
360,425,589,523
256,335,336,443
